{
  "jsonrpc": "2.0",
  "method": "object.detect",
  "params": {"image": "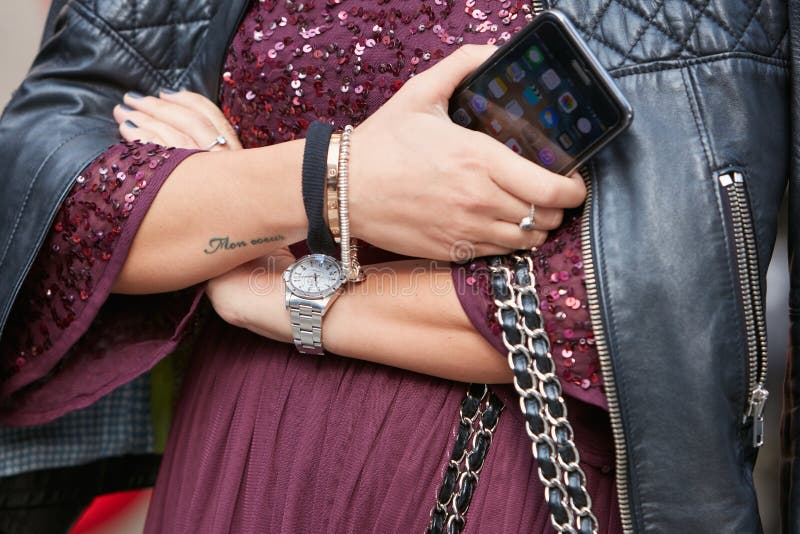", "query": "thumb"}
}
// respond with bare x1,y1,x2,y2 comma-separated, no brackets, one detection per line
411,44,498,101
